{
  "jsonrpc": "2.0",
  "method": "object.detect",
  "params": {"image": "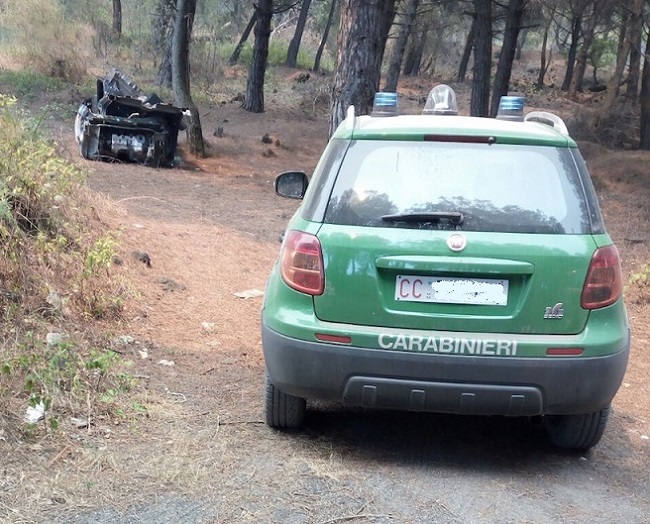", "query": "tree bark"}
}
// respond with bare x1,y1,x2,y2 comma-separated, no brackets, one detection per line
112,0,122,38
490,0,525,117
243,0,273,113
384,0,419,92
471,0,492,117
515,27,527,60
378,0,398,68
561,14,581,91
313,0,337,72
602,4,631,109
402,21,430,76
625,0,643,102
229,11,258,65
286,0,313,68
639,31,650,149
156,0,176,88
537,9,553,88
457,20,475,83
568,4,596,97
172,0,205,157
328,0,397,136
